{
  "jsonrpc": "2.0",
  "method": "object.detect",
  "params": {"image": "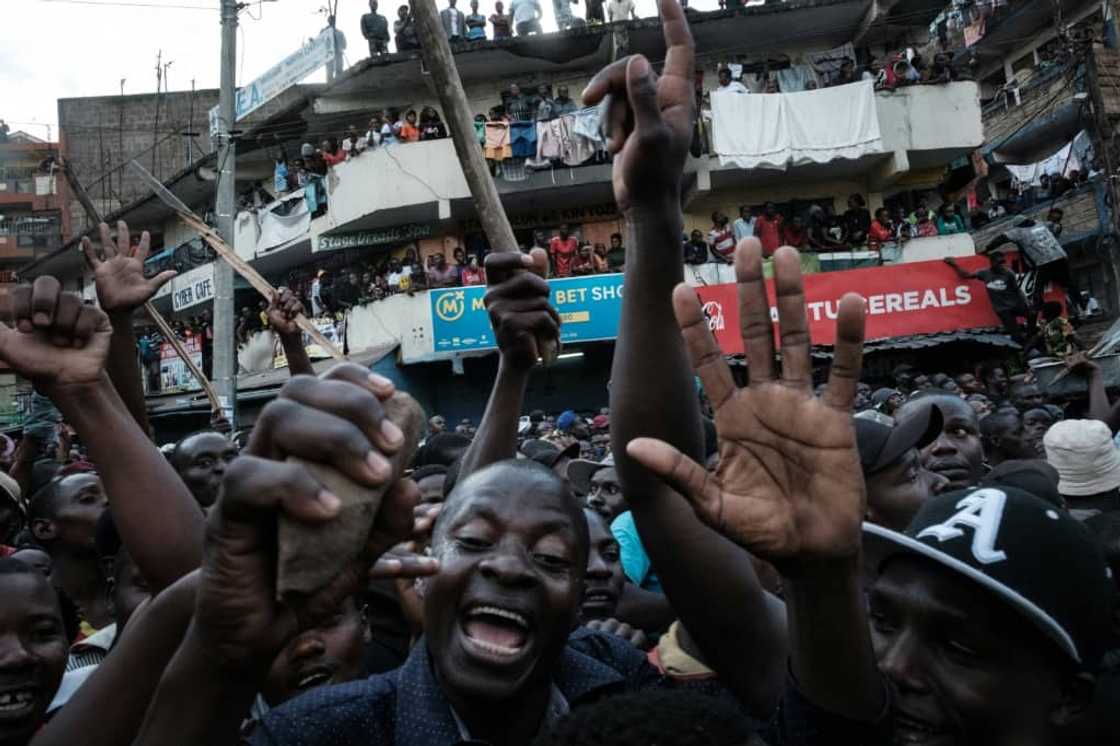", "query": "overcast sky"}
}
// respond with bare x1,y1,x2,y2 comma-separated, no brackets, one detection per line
2,0,723,139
